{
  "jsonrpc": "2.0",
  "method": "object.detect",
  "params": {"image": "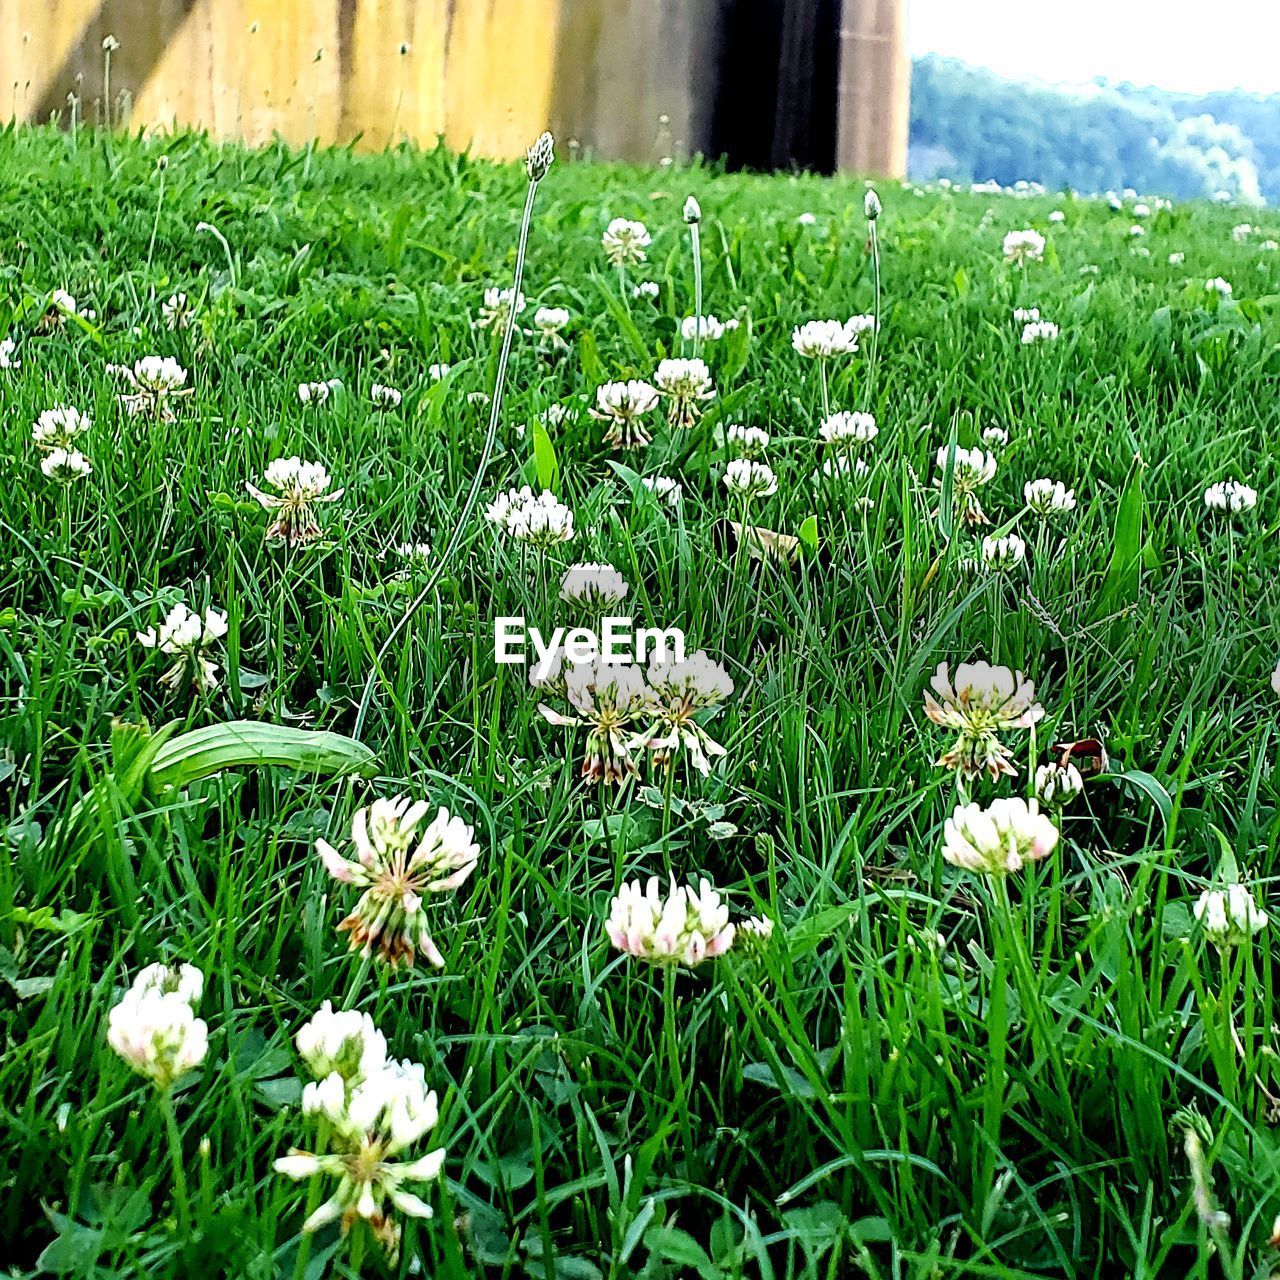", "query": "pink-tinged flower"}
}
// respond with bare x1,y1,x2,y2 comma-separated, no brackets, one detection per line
606,875,736,967
632,650,734,777
539,658,650,784
246,456,343,545
316,797,480,968
923,661,1044,781
106,963,207,1088
942,798,1059,875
